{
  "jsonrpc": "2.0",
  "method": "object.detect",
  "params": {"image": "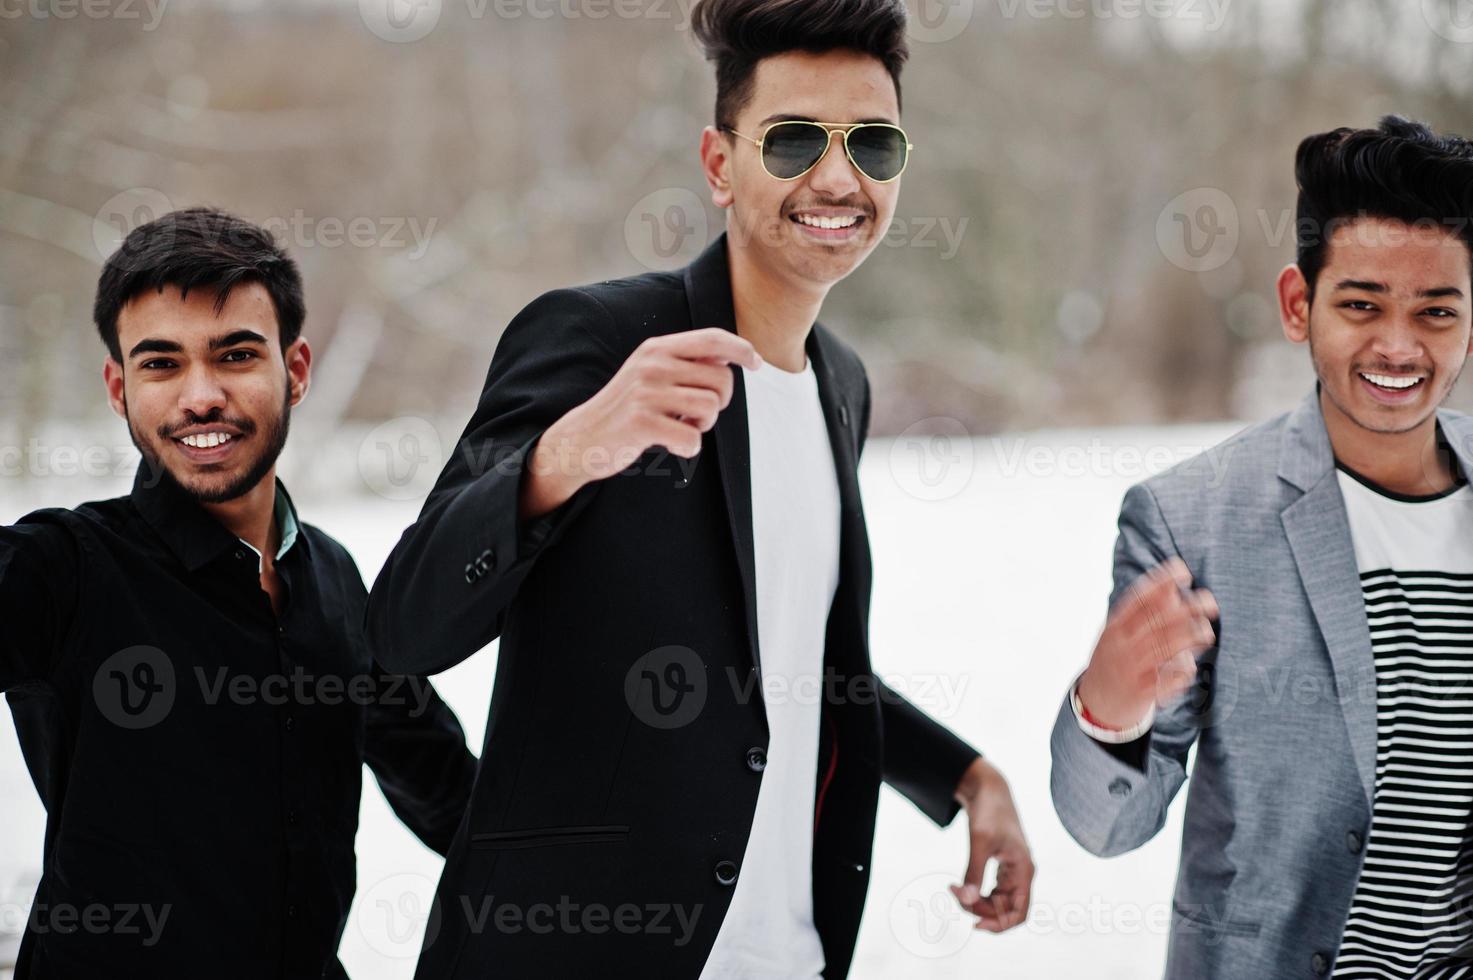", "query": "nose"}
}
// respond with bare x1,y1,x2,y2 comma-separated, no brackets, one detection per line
805,129,863,198
177,363,228,420
1369,315,1425,367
